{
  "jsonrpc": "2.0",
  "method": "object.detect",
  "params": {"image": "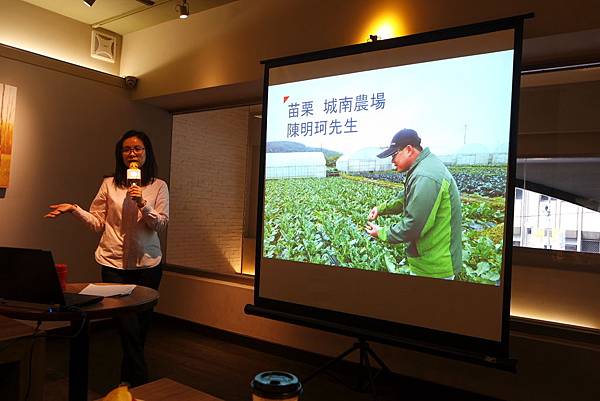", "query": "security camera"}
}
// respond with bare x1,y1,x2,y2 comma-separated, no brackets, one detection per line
124,76,138,89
